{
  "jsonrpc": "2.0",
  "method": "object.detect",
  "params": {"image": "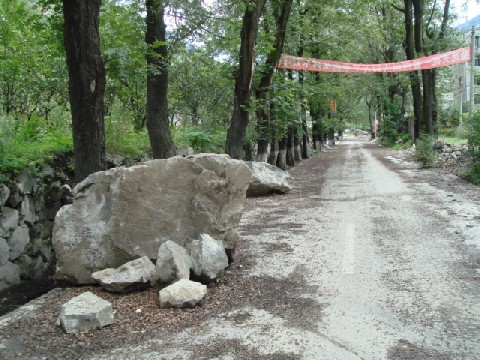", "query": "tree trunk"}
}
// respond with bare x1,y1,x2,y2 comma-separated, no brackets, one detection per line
286,126,295,166
294,127,302,162
401,0,422,139
257,138,270,162
422,69,433,135
145,0,176,159
277,136,287,170
255,0,293,162
268,140,279,165
226,0,267,159
62,0,106,184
